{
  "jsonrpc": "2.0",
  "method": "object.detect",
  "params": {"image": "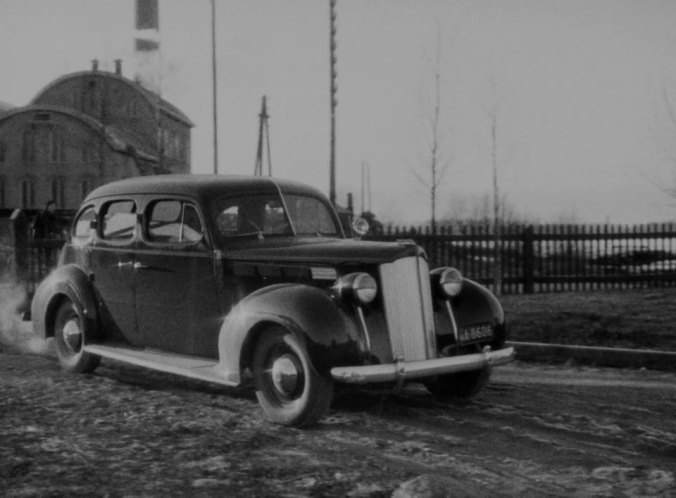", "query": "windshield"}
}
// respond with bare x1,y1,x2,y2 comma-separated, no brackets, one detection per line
213,192,339,244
